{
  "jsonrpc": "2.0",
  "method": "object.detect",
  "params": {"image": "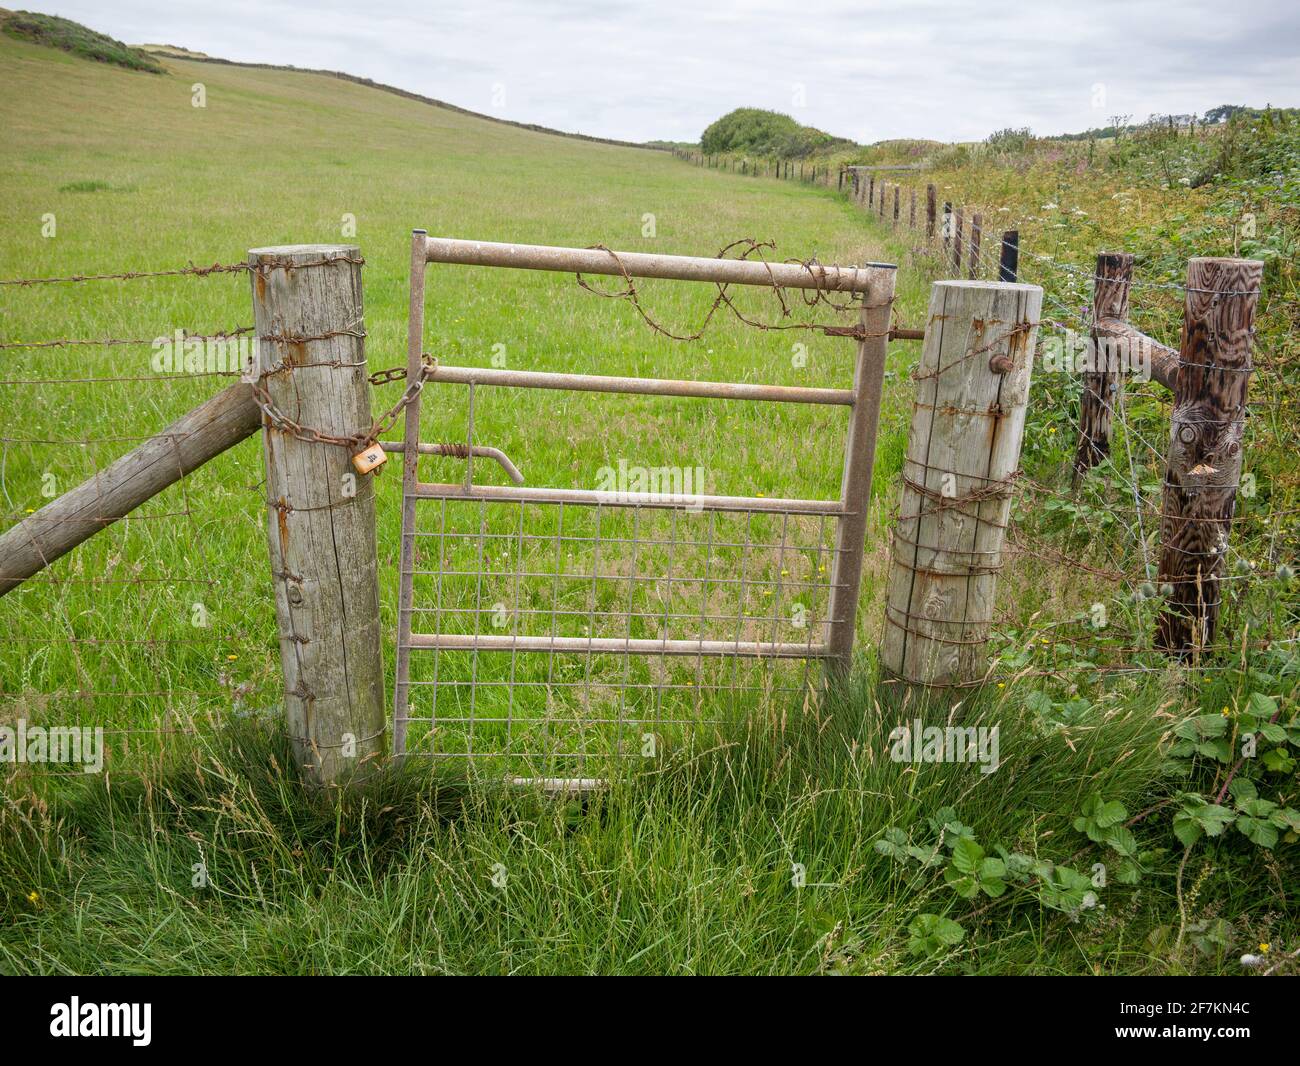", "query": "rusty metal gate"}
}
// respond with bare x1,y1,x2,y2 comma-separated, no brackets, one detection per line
391,230,895,771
